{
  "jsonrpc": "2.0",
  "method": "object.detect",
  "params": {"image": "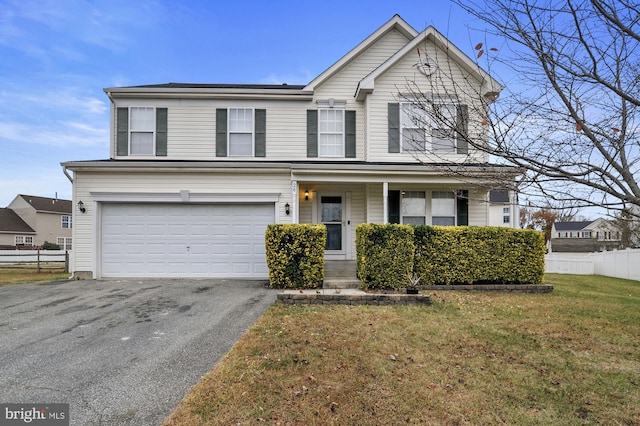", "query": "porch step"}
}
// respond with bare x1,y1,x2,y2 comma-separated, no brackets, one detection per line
323,279,362,289
324,260,359,289
324,260,357,279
